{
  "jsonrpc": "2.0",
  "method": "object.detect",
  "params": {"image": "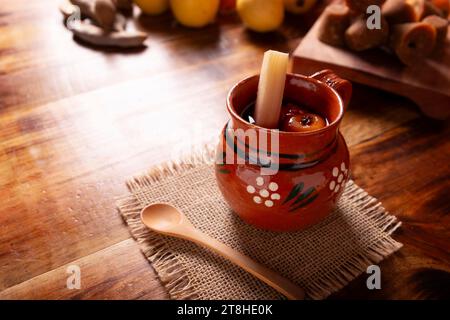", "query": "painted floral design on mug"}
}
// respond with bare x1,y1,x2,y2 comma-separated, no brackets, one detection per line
246,177,281,208
215,71,352,231
283,182,319,213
